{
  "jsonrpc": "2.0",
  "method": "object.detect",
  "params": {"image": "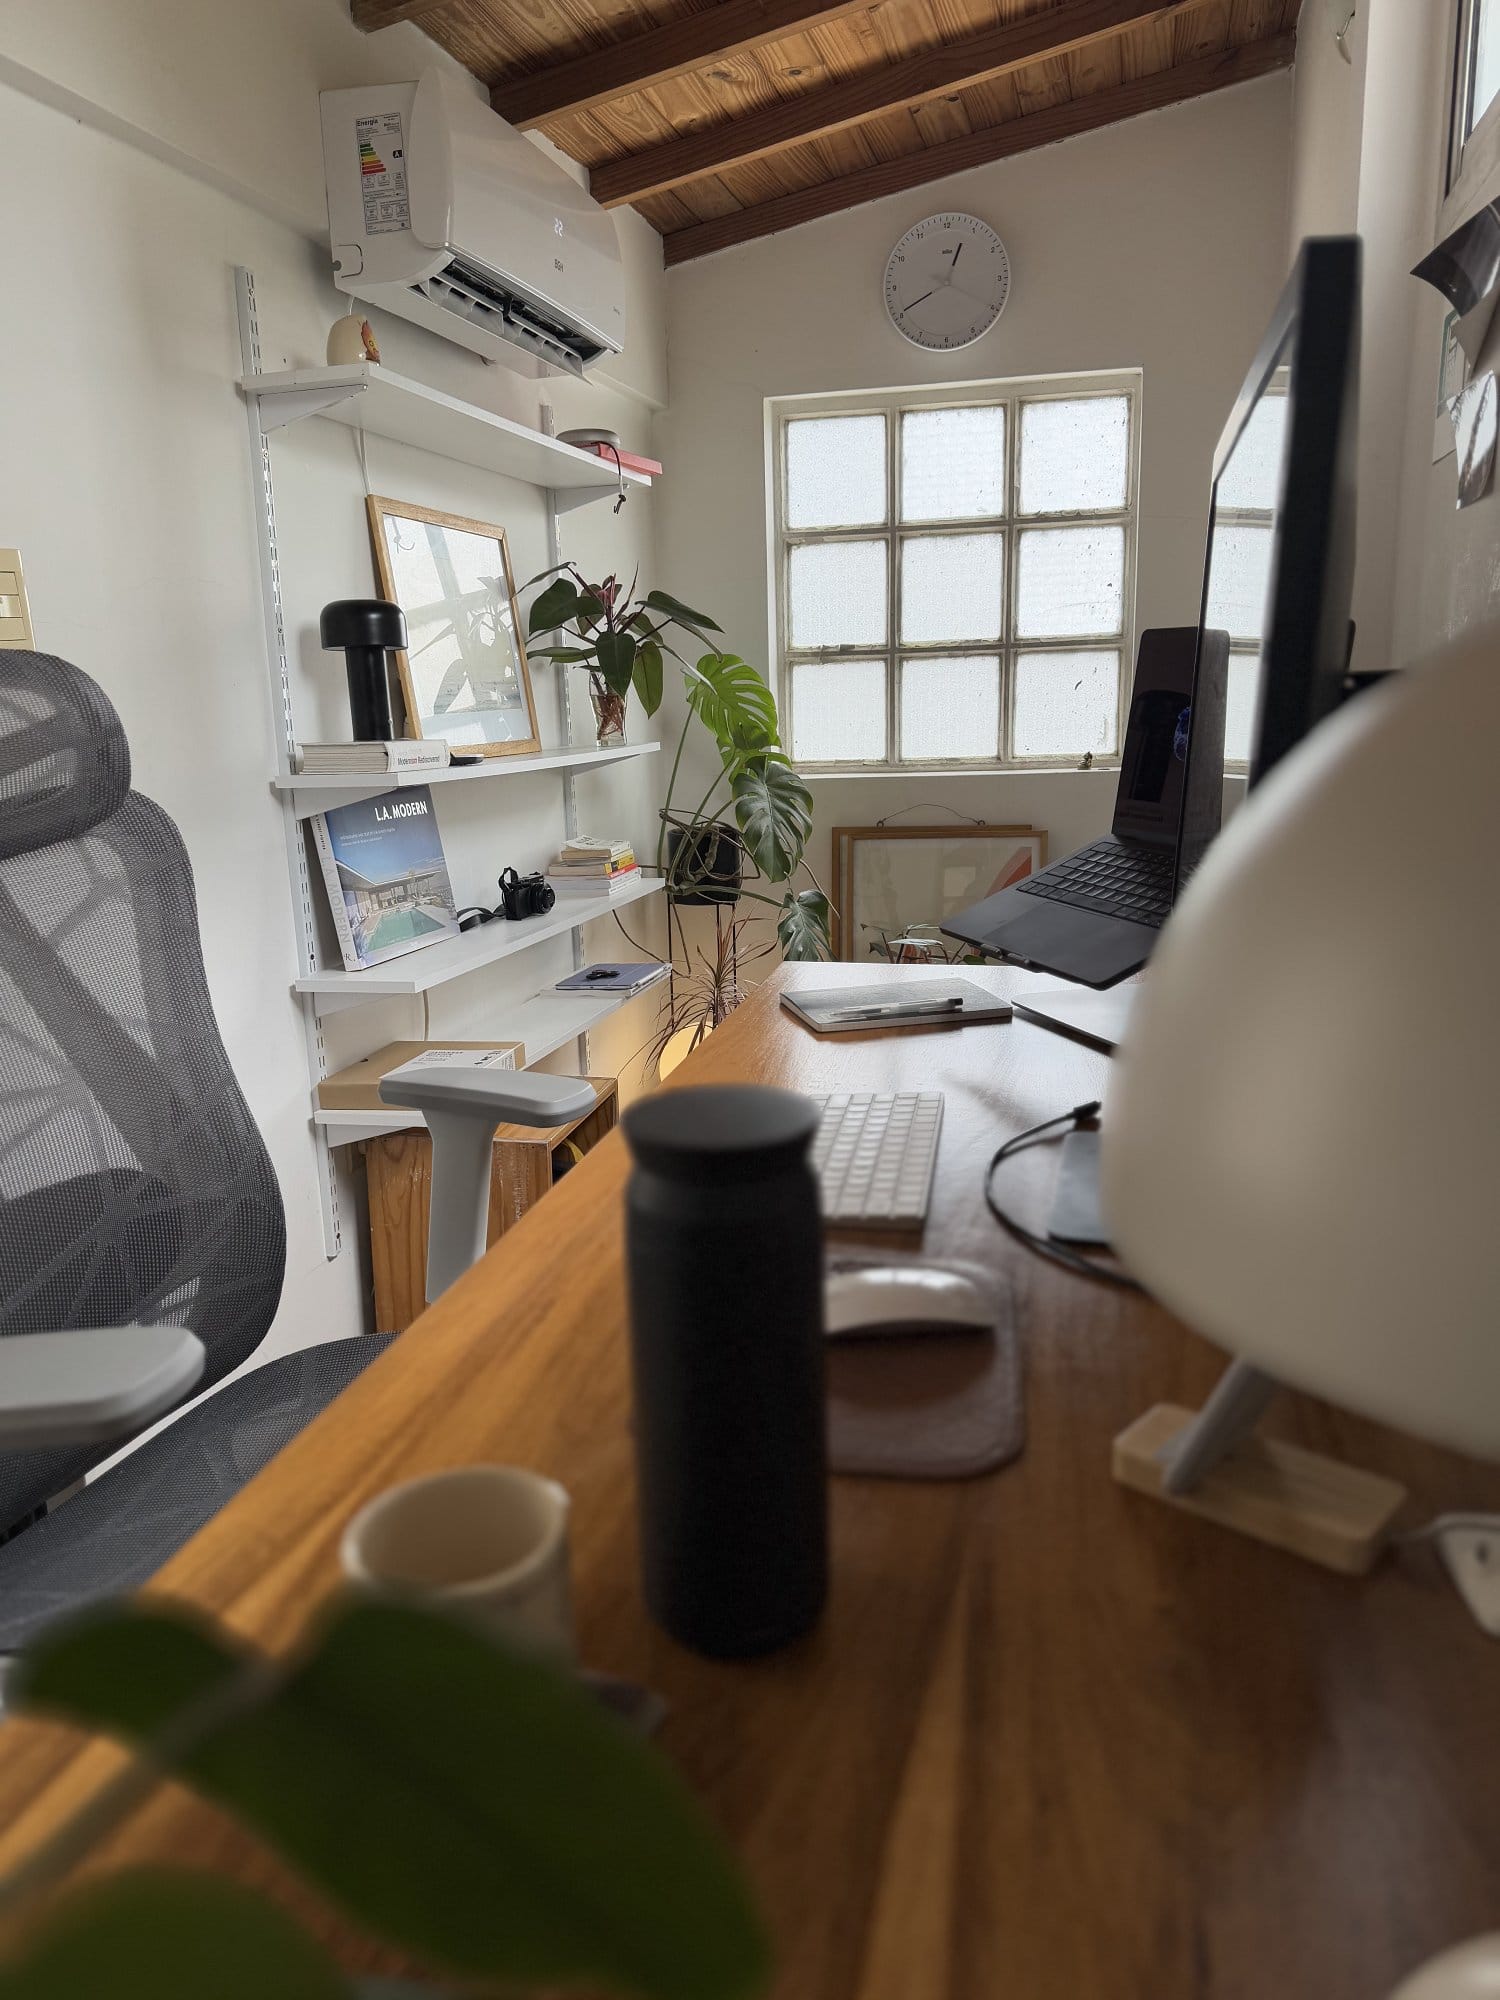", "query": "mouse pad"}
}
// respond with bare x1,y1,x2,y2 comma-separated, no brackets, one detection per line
825,1269,1024,1480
